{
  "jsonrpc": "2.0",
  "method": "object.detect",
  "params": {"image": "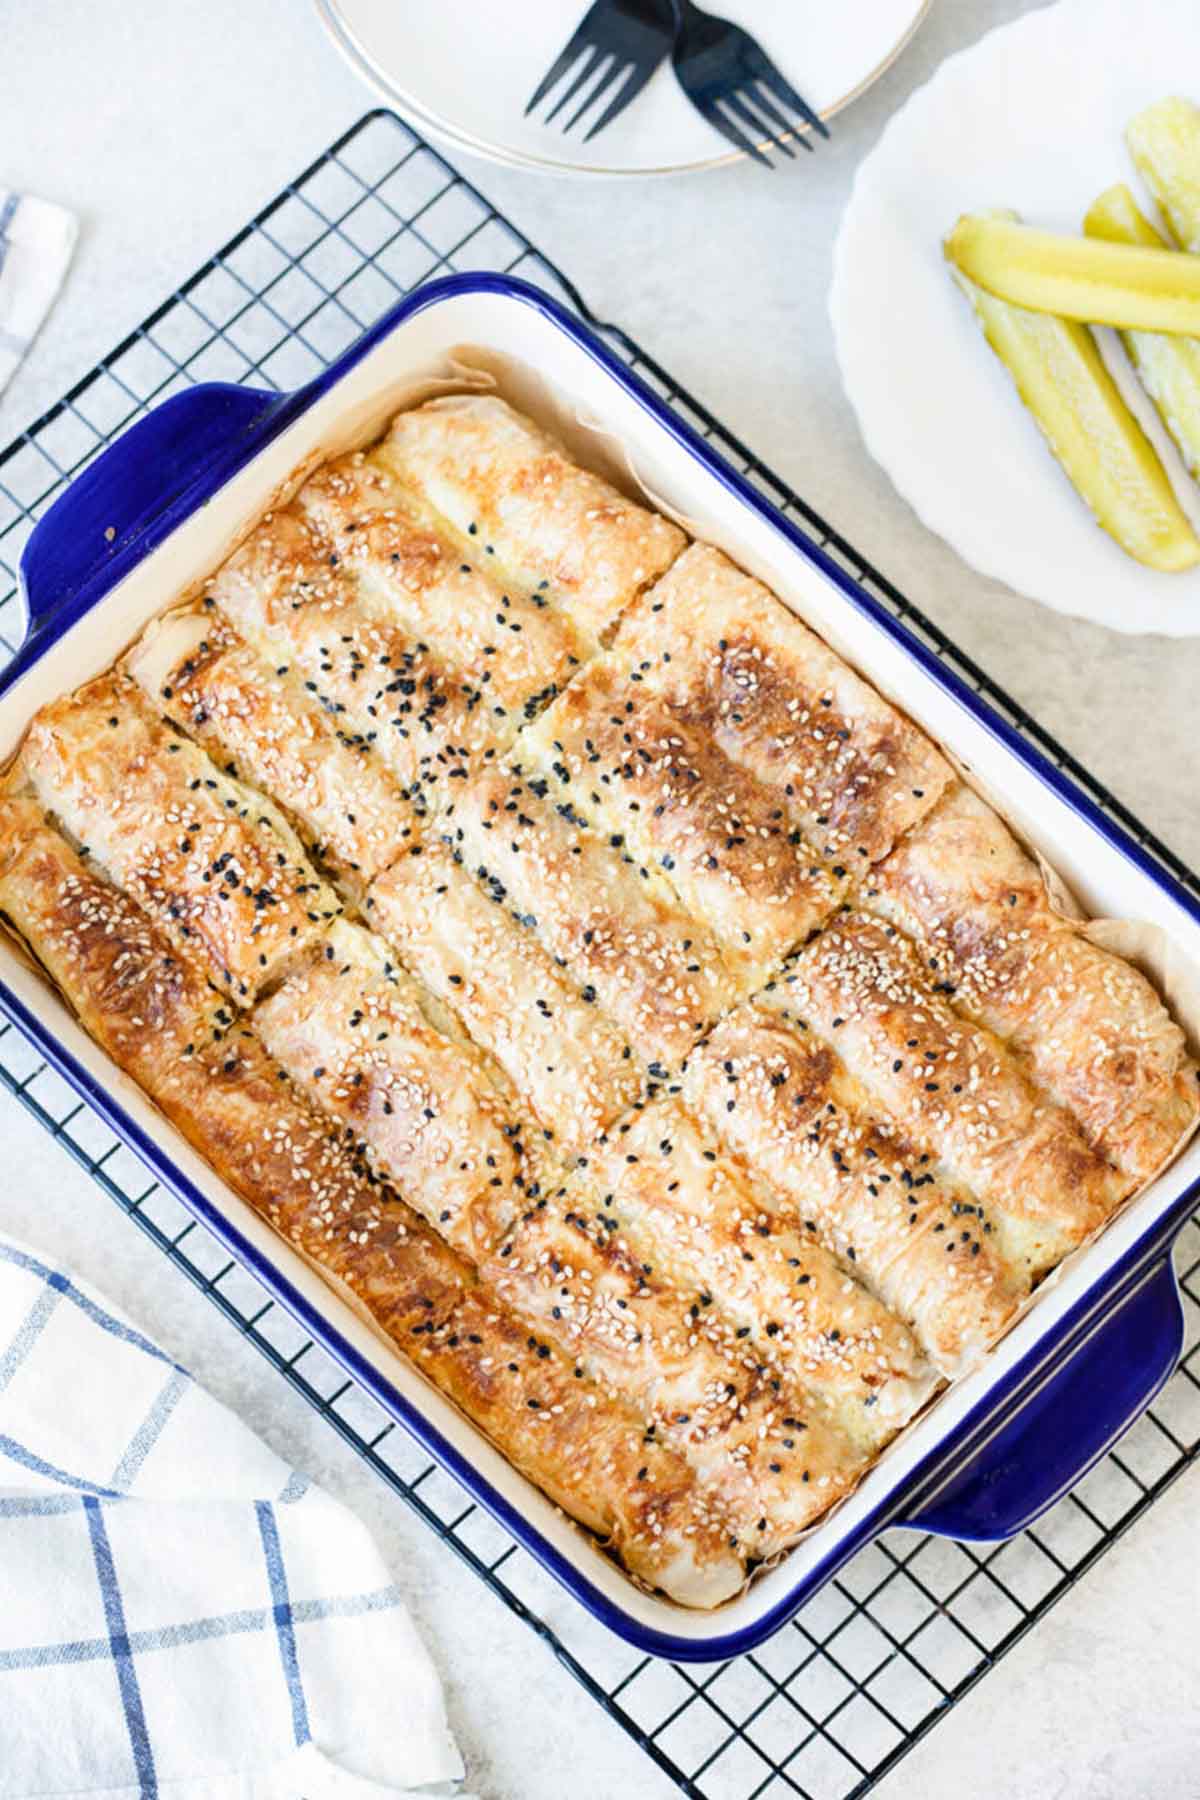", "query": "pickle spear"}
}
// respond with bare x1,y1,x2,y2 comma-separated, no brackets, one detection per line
1127,97,1200,252
1085,183,1200,480
947,224,1200,572
945,212,1200,335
